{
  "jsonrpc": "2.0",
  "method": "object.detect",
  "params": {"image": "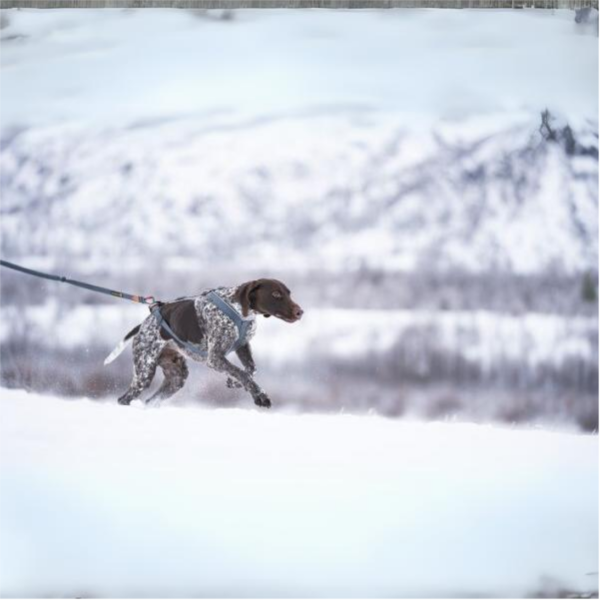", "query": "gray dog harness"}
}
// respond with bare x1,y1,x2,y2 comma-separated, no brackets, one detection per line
151,291,252,358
